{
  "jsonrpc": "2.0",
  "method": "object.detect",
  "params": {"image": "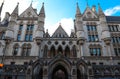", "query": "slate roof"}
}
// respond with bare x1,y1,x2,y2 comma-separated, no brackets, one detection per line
106,16,120,23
